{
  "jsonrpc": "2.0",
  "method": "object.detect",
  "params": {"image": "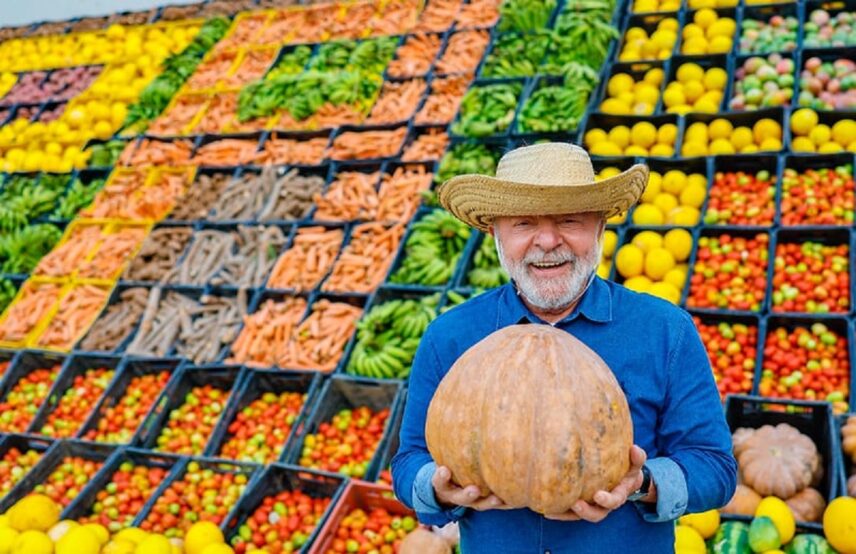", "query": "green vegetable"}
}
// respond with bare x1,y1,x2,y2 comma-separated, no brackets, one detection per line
547,0,619,72
452,82,522,137
441,289,487,313
52,177,106,220
86,140,126,168
0,278,16,314
0,174,69,231
390,210,471,286
467,235,509,288
518,66,598,133
499,0,558,32
308,41,358,72
436,143,501,183
266,45,313,80
482,31,551,78
0,223,62,274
